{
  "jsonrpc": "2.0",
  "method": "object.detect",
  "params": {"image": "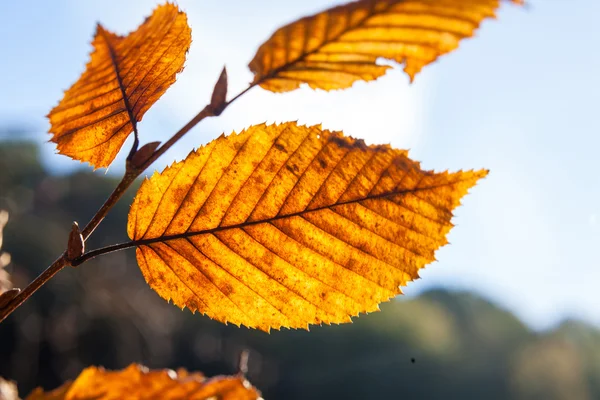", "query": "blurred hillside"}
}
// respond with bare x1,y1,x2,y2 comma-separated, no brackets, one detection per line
1,139,599,399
